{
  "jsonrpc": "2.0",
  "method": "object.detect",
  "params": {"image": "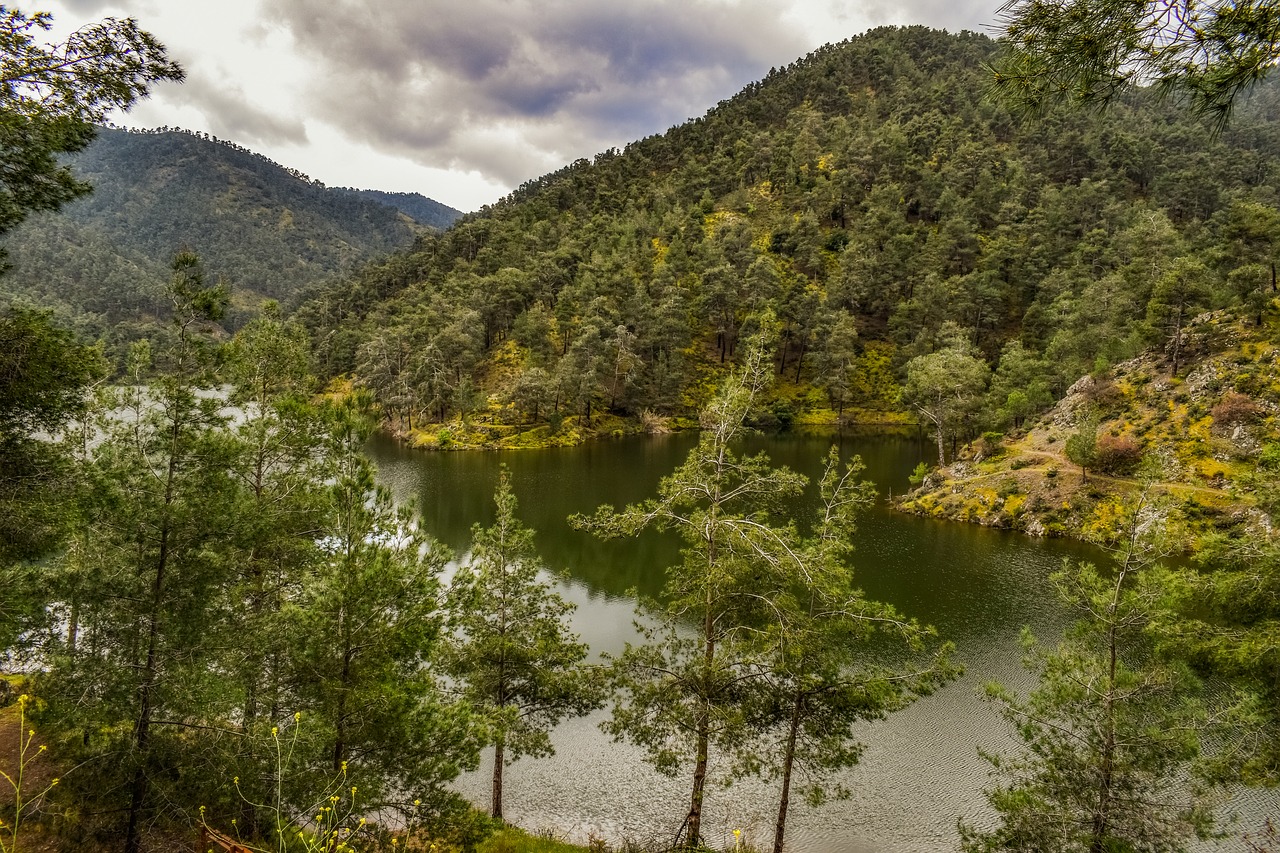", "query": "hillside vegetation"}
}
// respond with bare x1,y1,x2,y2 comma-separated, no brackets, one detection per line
0,127,461,345
898,308,1279,541
299,26,1280,454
